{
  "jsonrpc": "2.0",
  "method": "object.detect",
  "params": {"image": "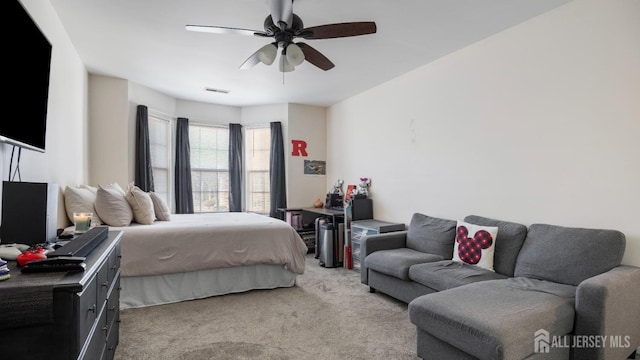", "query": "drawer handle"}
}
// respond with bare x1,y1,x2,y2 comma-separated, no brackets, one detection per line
102,325,109,333
118,287,123,291
111,265,117,270
102,281,109,287
109,305,116,312
88,304,96,313
117,255,122,259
